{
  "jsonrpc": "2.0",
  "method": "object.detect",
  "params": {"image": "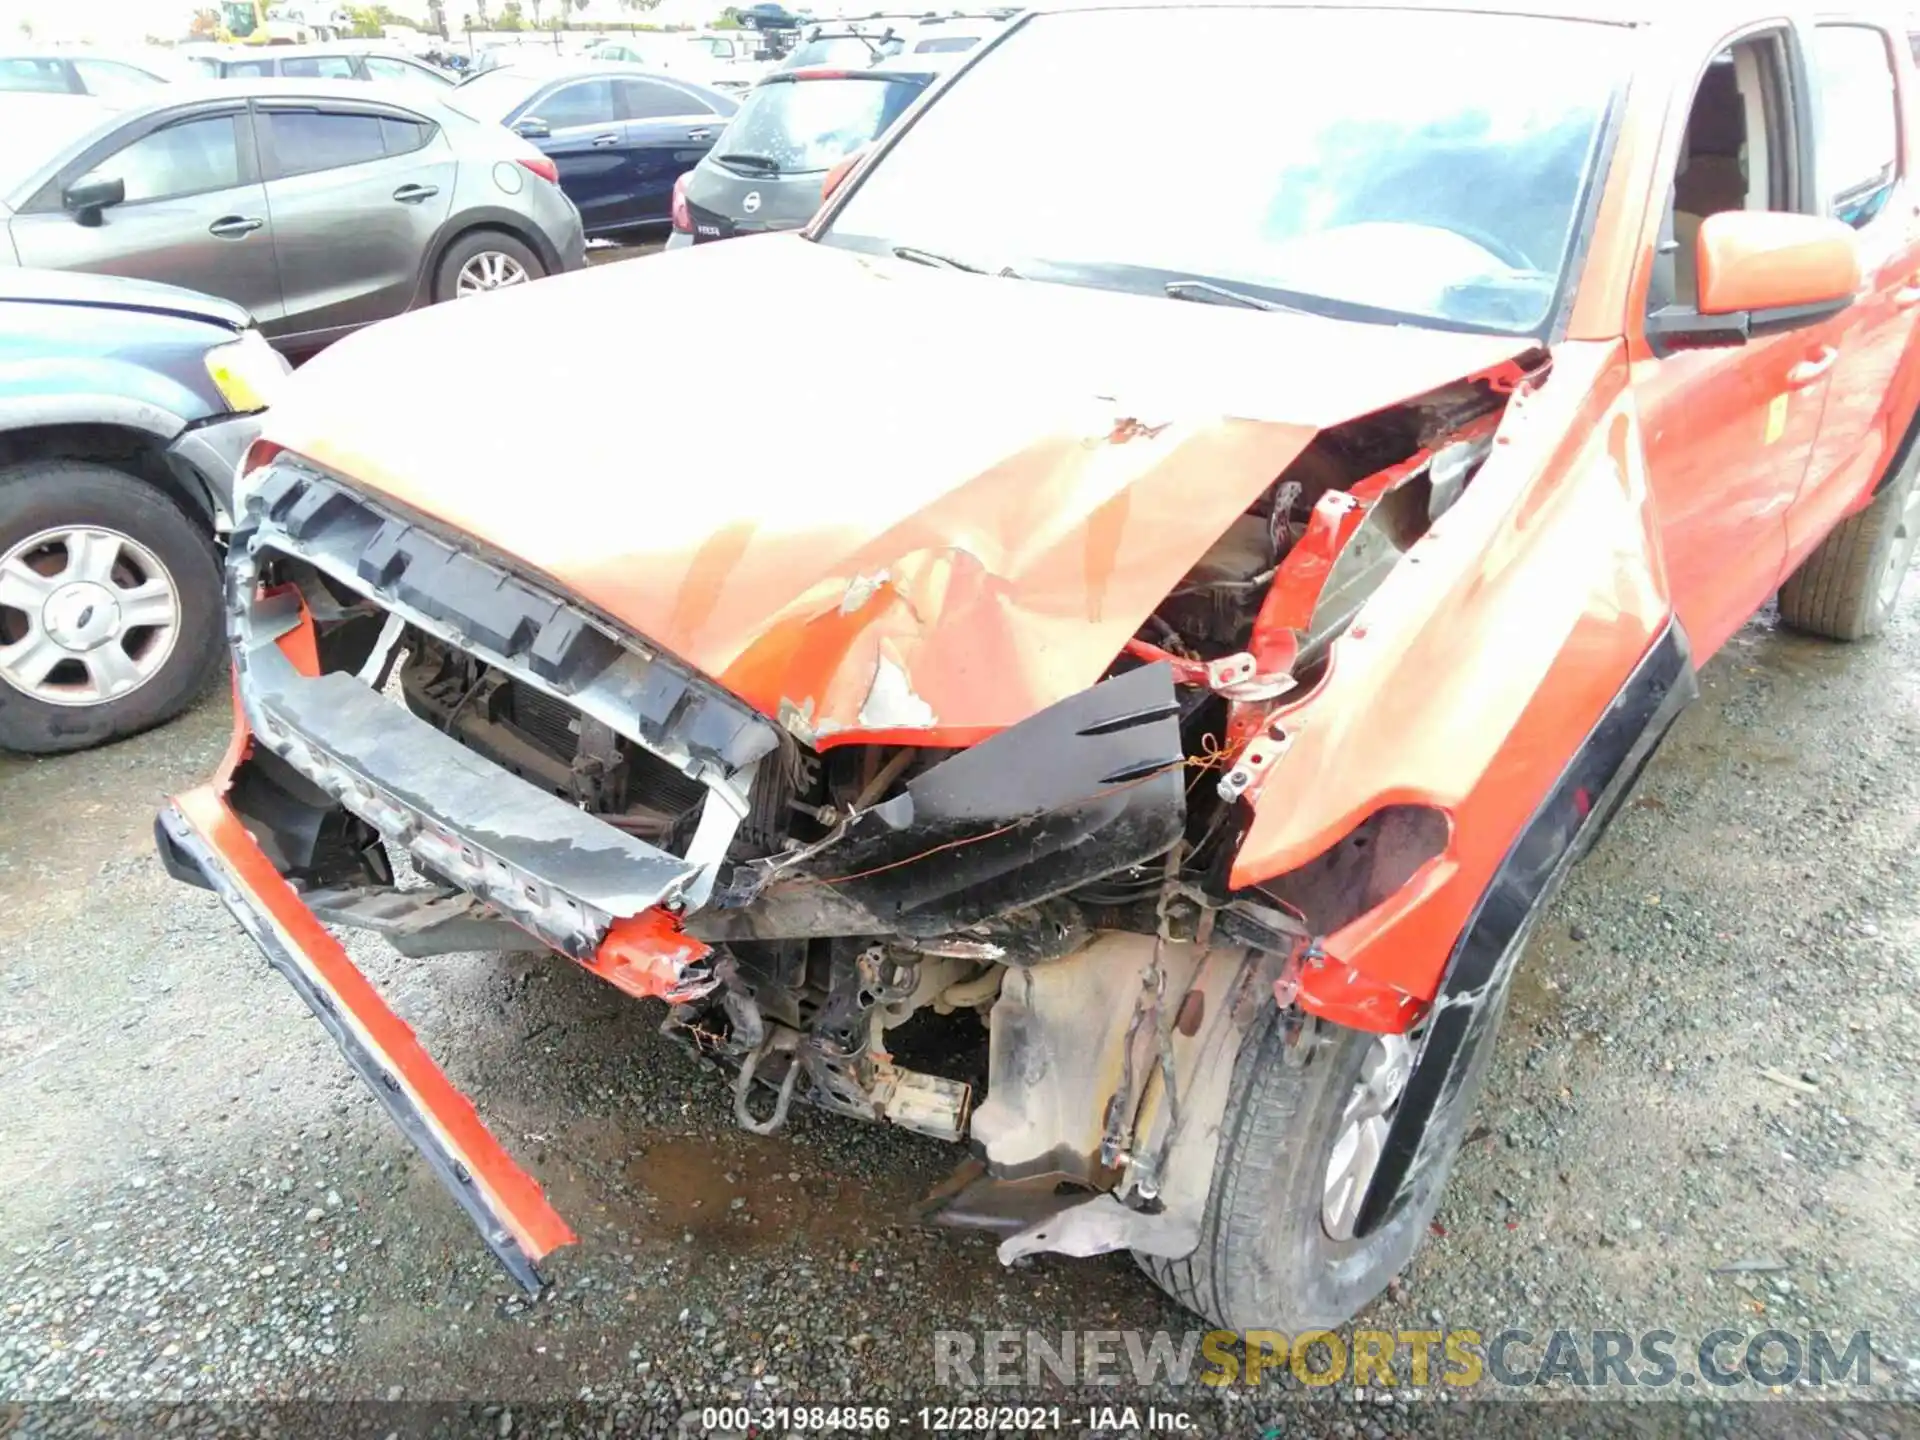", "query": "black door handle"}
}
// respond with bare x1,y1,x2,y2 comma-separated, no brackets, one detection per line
392,183,440,203
208,215,263,239
591,132,621,147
